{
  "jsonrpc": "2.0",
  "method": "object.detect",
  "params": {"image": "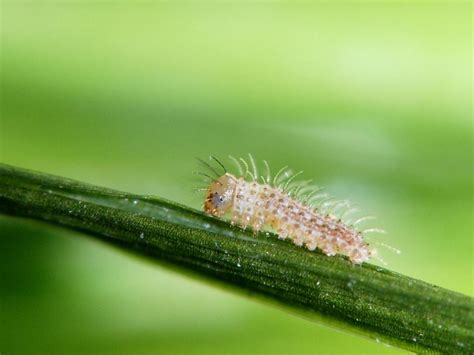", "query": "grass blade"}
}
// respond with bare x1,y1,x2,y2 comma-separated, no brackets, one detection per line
0,164,472,353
